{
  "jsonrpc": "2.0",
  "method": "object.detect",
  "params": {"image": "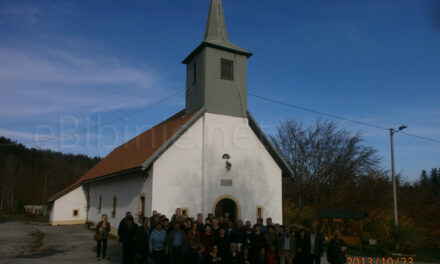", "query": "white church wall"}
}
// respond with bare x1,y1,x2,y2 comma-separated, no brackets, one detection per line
153,112,283,223
152,116,204,218
50,186,87,225
203,112,283,223
87,171,151,234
